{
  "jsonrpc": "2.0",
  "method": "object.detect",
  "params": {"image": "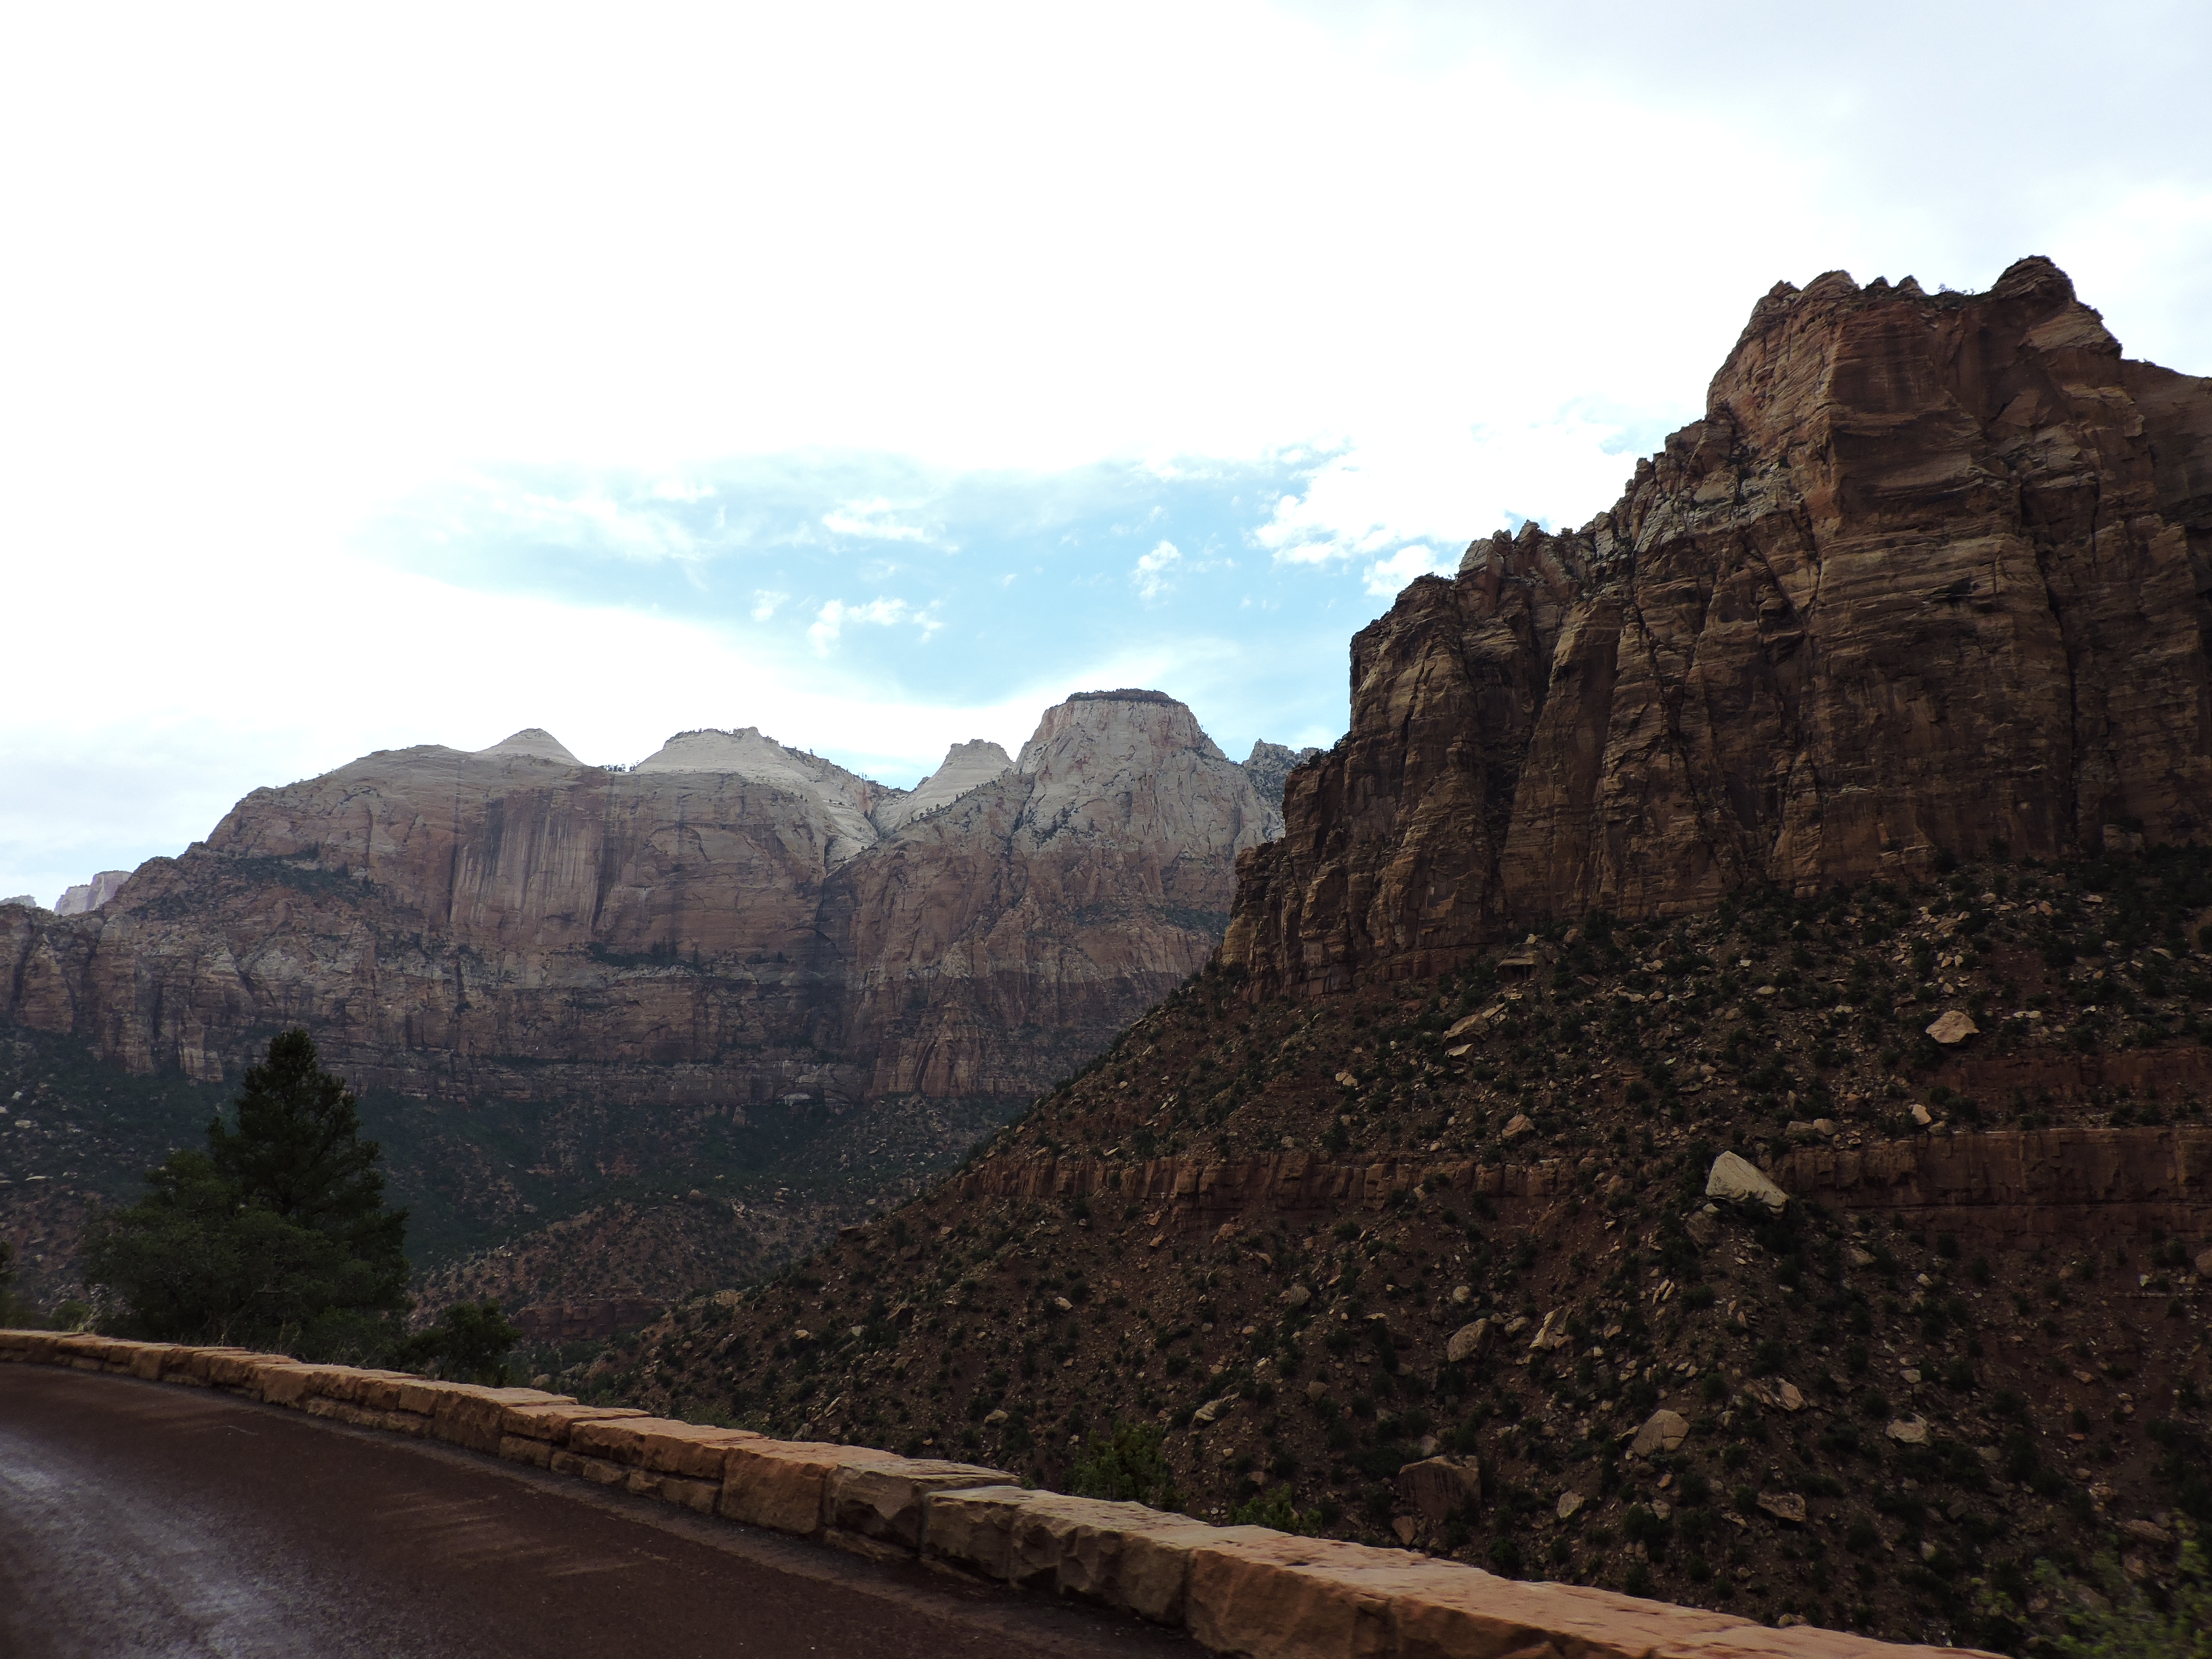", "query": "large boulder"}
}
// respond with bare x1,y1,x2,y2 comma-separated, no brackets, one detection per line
1706,1151,1788,1213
